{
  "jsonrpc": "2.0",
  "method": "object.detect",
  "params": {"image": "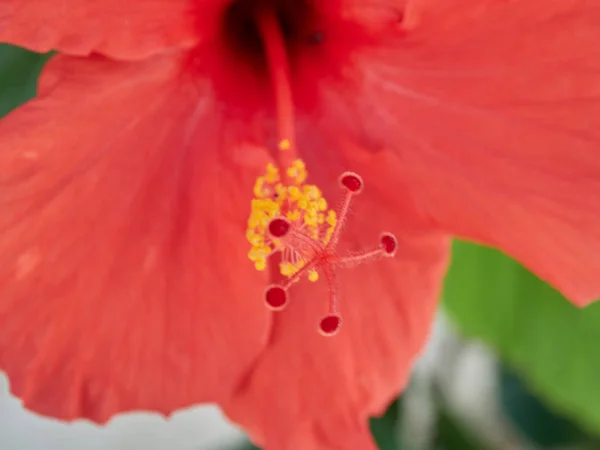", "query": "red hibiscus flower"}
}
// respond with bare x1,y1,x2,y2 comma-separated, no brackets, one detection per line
1,0,599,448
